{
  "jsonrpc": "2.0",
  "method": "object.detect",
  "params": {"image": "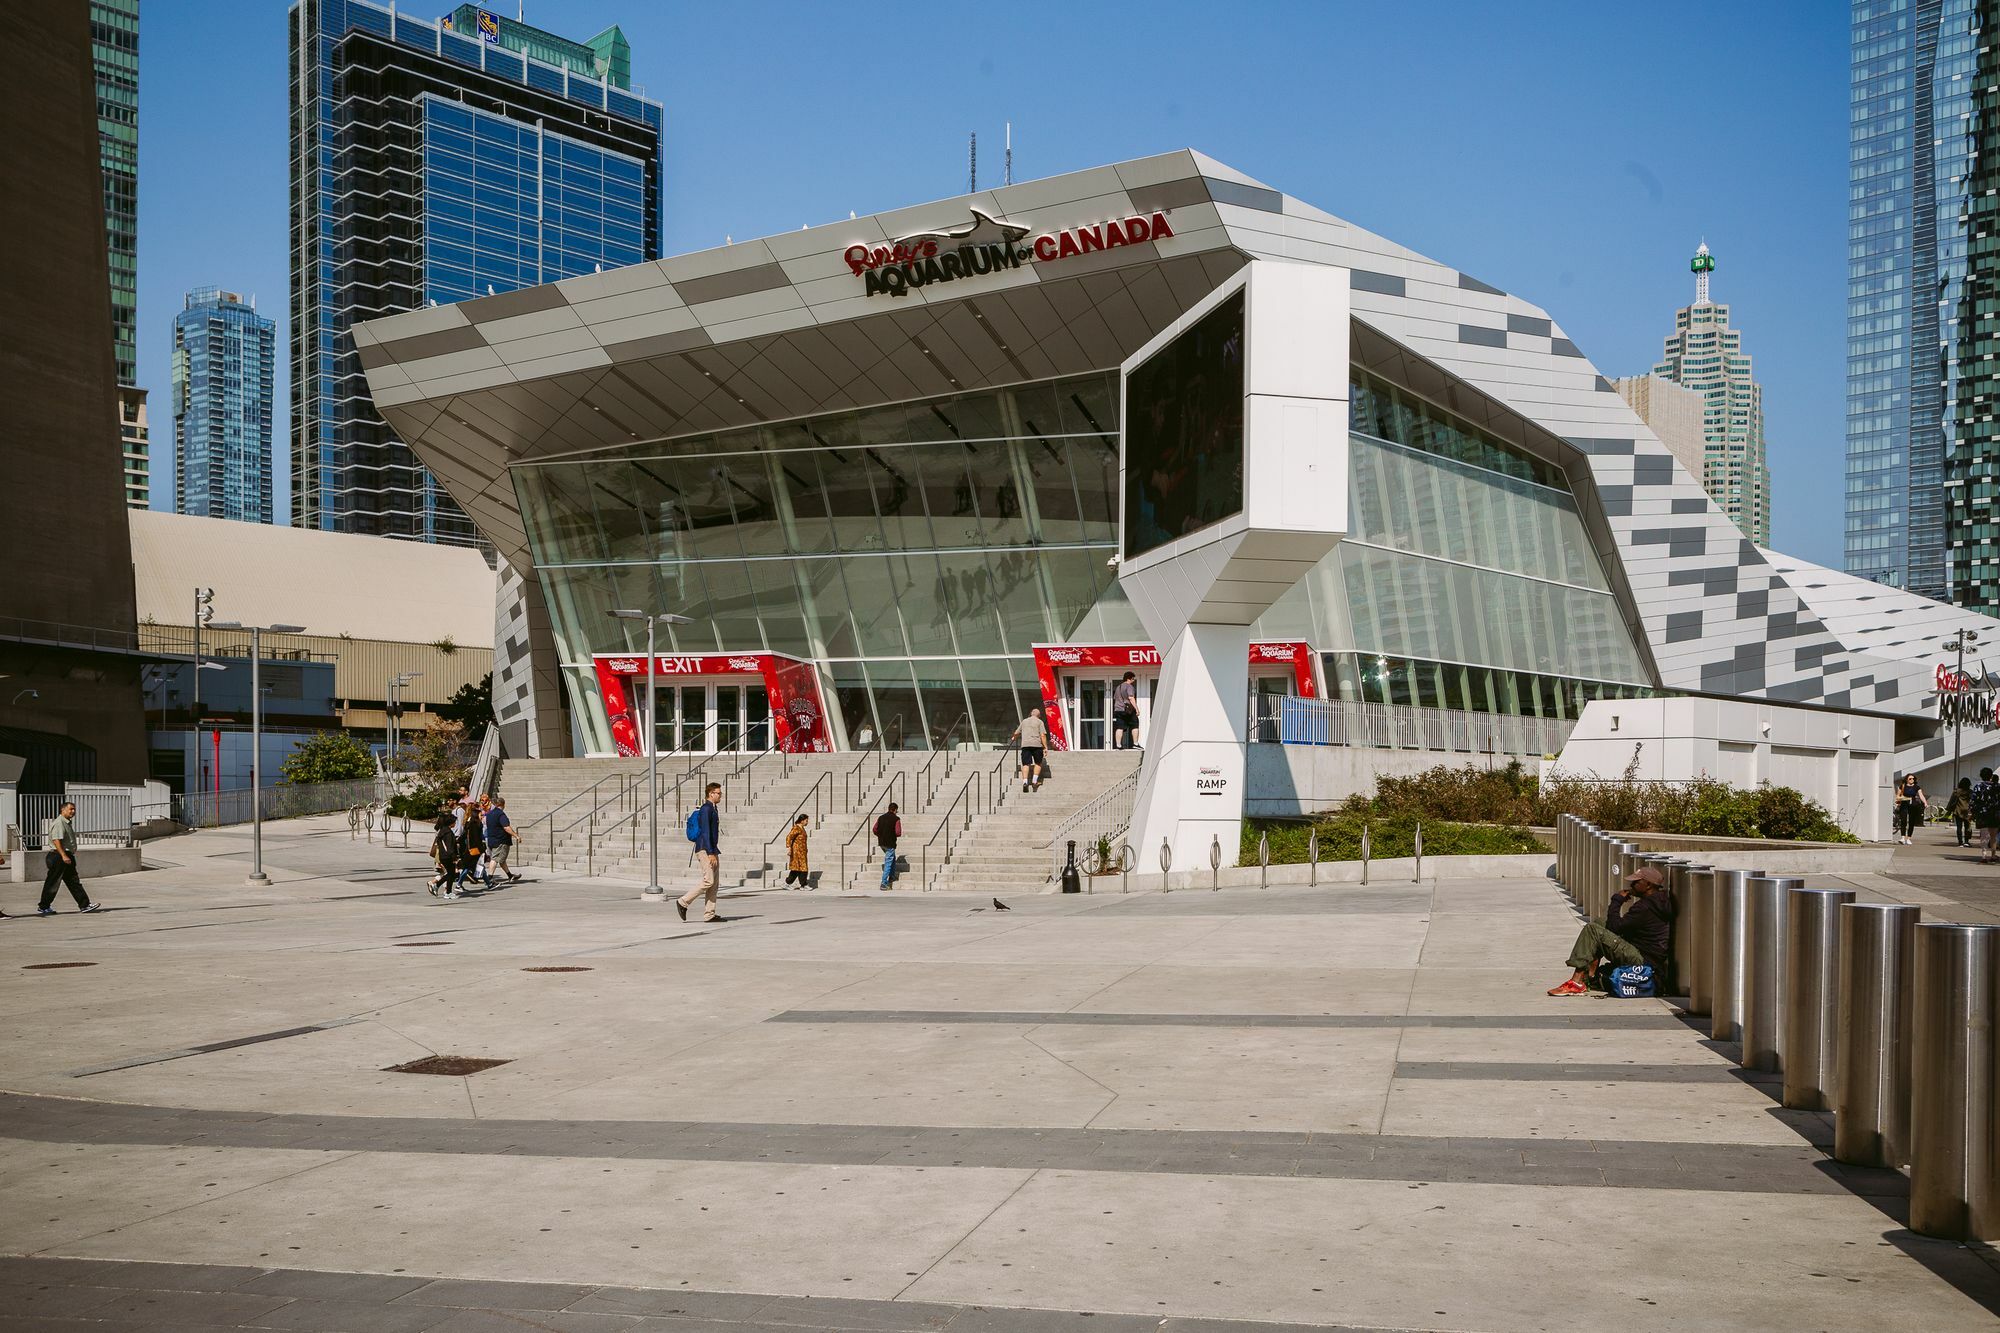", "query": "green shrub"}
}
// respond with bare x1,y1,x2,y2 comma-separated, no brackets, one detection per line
1309,760,1859,844
279,731,375,786
1246,815,1541,864
387,782,459,820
